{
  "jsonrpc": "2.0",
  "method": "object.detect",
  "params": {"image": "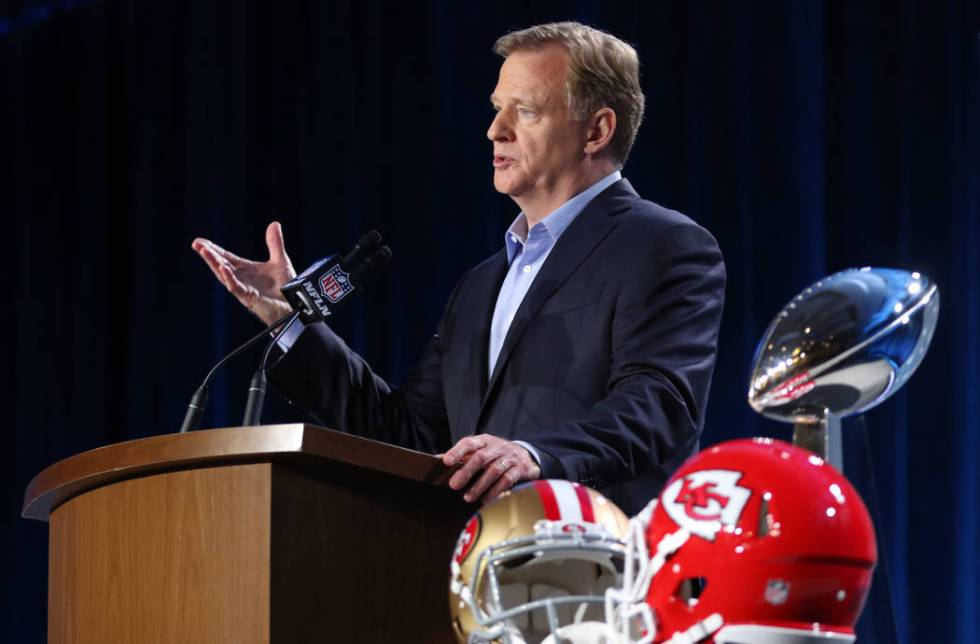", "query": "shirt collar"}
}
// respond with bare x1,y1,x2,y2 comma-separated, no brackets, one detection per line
504,170,622,261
